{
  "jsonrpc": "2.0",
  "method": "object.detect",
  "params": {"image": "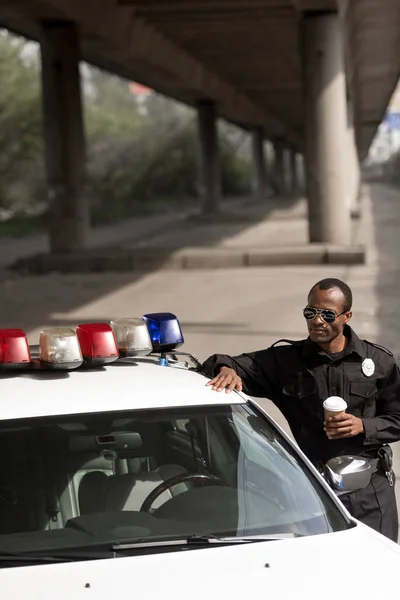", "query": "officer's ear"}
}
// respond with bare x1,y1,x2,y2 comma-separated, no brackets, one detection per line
343,311,352,324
